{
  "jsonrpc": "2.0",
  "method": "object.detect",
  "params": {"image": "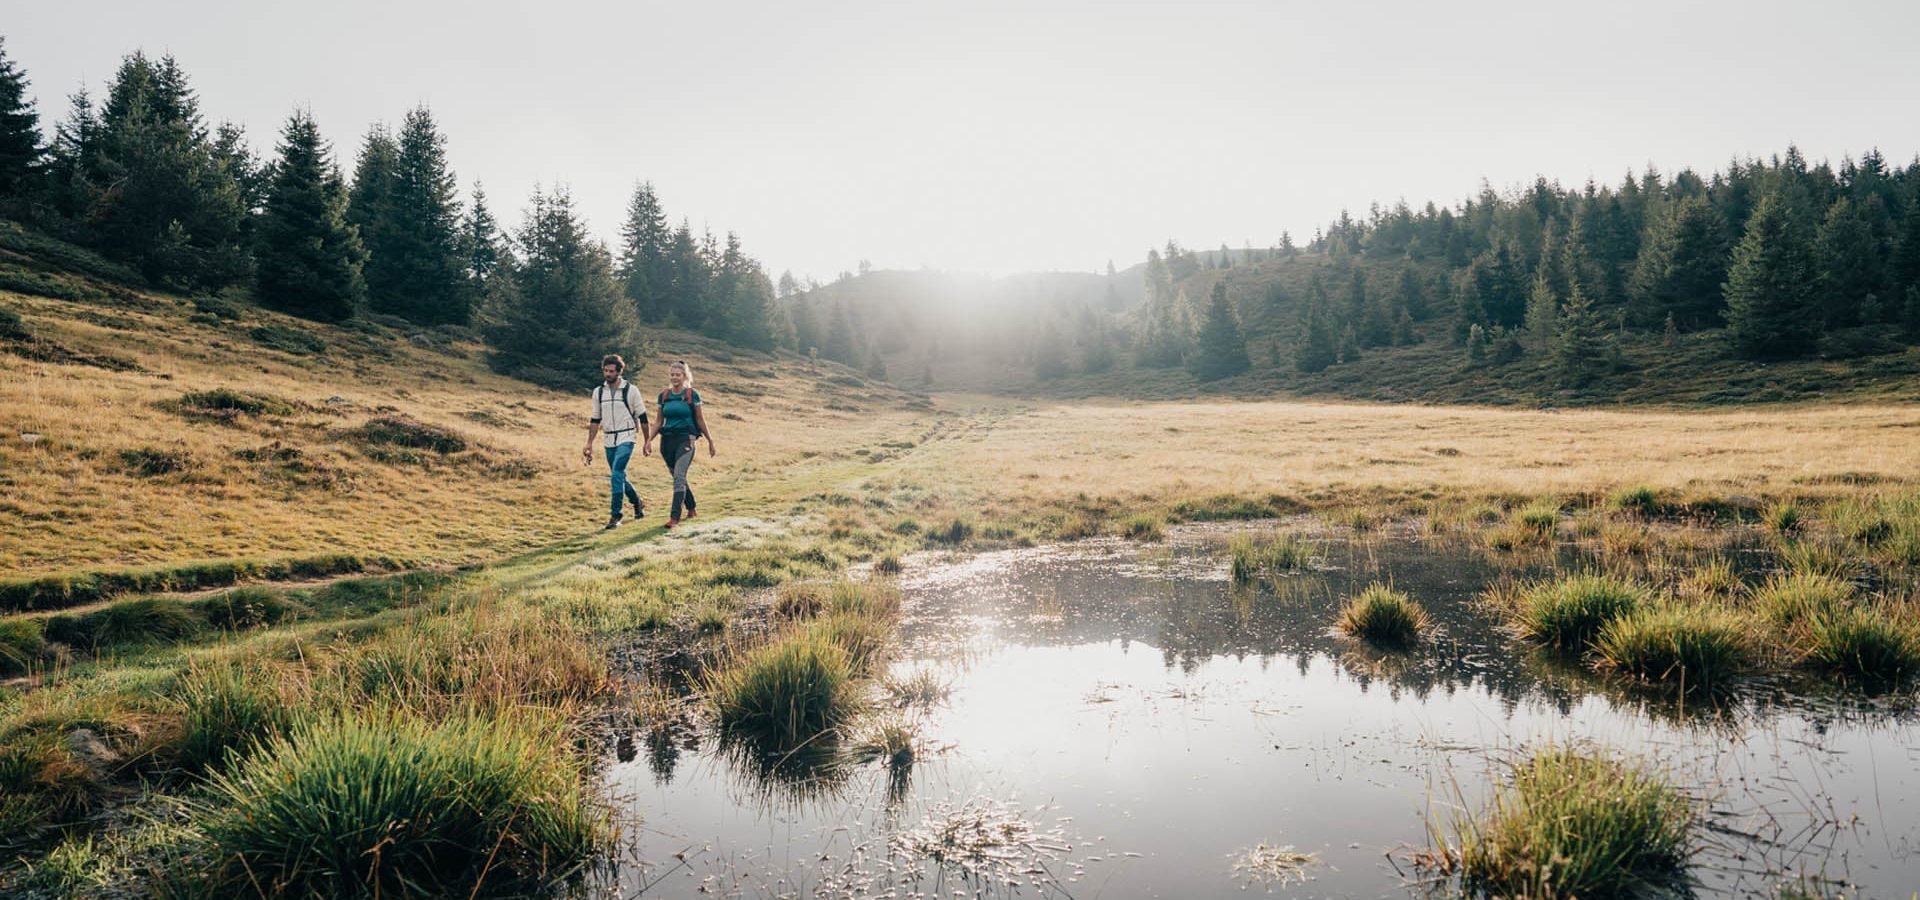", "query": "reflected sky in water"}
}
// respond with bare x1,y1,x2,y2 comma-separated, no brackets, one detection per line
606,531,1920,898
